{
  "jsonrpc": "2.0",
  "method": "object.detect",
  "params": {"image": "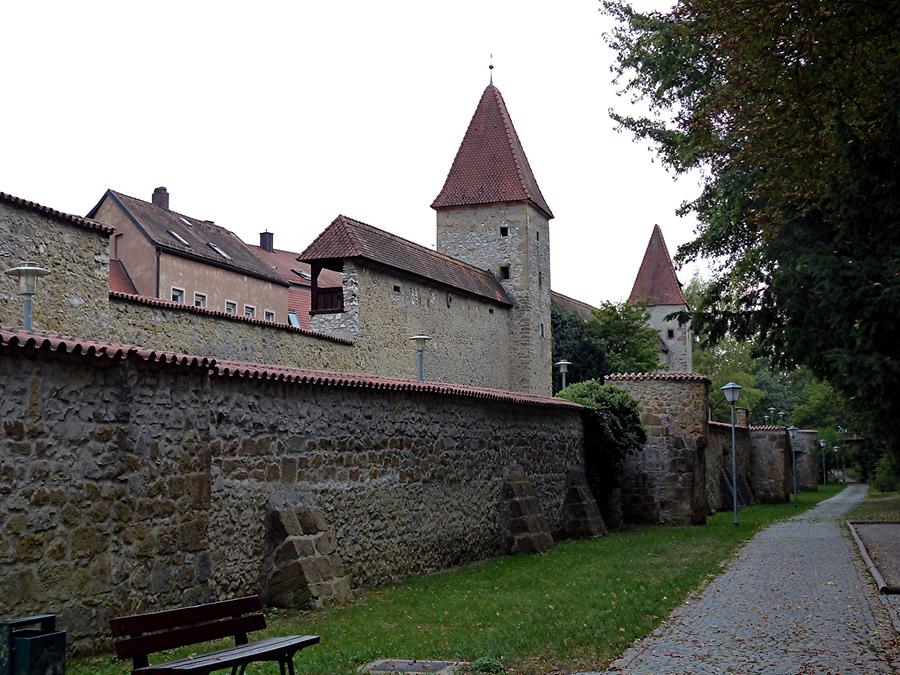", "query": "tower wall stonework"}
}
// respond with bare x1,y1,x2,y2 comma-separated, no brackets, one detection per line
647,304,692,371
436,202,551,396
